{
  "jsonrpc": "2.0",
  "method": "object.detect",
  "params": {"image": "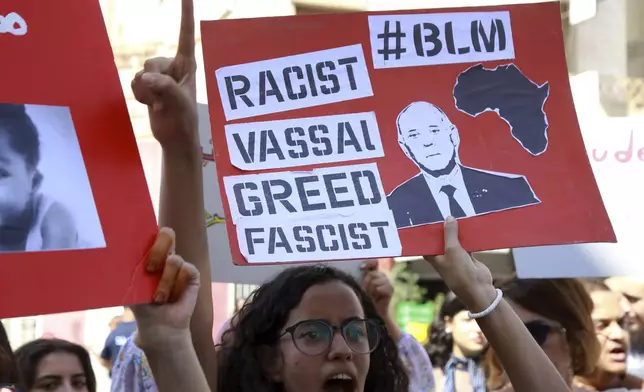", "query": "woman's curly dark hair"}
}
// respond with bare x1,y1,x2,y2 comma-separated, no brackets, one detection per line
217,265,410,392
425,292,468,369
